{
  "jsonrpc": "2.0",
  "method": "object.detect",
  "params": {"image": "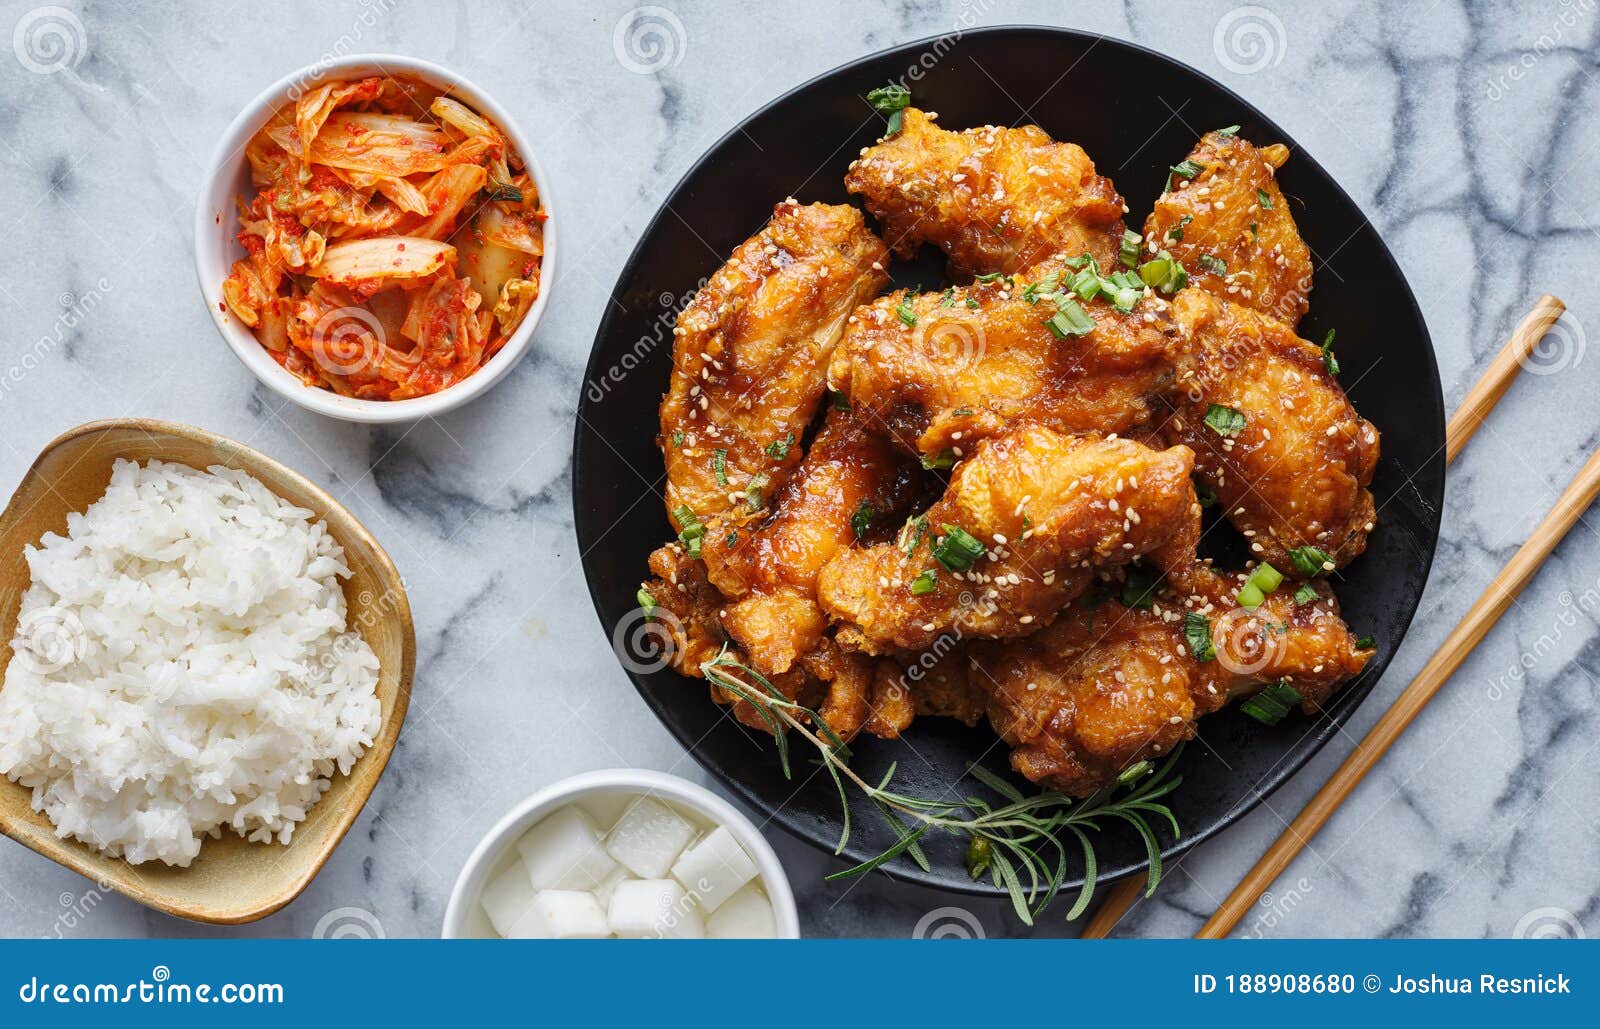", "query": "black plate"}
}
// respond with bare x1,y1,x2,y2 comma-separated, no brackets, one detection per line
573,26,1444,897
